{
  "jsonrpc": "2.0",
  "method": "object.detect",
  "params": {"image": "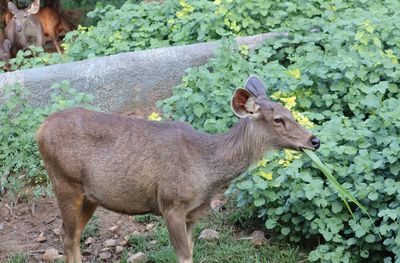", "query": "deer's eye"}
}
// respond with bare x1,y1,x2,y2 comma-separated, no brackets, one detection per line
273,118,284,125
24,15,27,18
